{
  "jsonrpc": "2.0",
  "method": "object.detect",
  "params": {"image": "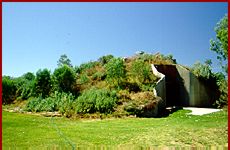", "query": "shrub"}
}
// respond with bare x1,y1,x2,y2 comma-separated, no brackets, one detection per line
75,92,96,114
25,96,56,112
79,73,90,84
95,90,117,113
92,71,106,81
25,96,43,112
2,76,17,104
191,61,212,79
78,61,98,73
75,88,117,114
20,80,35,100
130,60,152,83
25,92,76,116
23,72,35,81
53,91,76,116
124,102,142,116
13,75,36,100
124,92,160,117
34,69,52,98
105,58,126,89
53,65,76,93
214,72,228,108
137,53,177,65
140,84,155,92
129,59,157,91
98,54,114,65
